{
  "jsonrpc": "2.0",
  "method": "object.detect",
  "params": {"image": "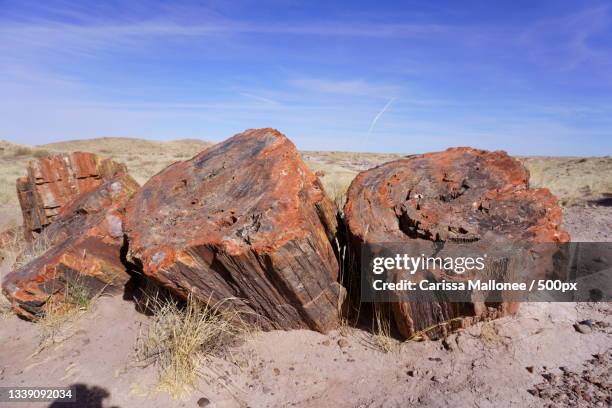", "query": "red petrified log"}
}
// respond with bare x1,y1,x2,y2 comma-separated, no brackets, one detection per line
16,152,127,241
344,147,569,338
125,128,344,332
2,174,139,319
